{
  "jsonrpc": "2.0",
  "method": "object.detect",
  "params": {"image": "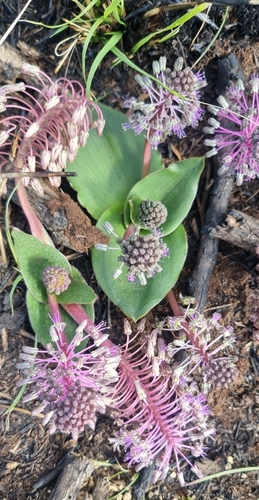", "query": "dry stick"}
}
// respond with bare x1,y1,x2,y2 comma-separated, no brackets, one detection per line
47,454,94,500
189,54,244,313
189,167,234,312
211,209,259,257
